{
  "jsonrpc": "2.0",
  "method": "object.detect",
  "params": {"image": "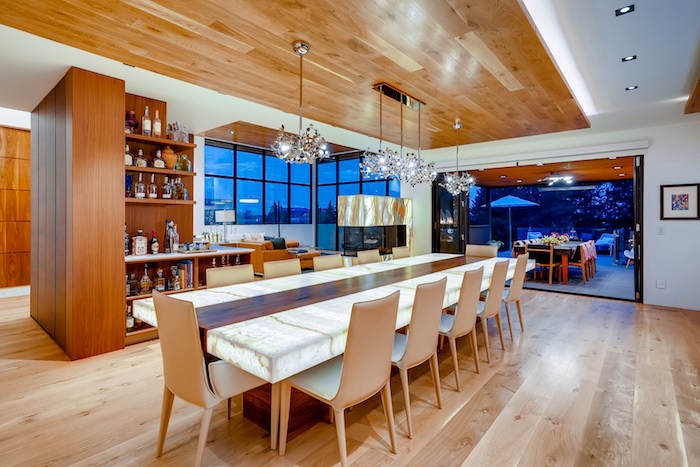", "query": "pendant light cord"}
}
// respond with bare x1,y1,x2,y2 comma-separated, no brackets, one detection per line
298,52,303,135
